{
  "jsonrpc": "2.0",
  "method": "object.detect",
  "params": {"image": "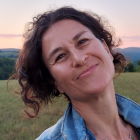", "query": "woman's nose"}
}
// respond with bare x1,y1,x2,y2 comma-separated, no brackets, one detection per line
72,51,89,68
